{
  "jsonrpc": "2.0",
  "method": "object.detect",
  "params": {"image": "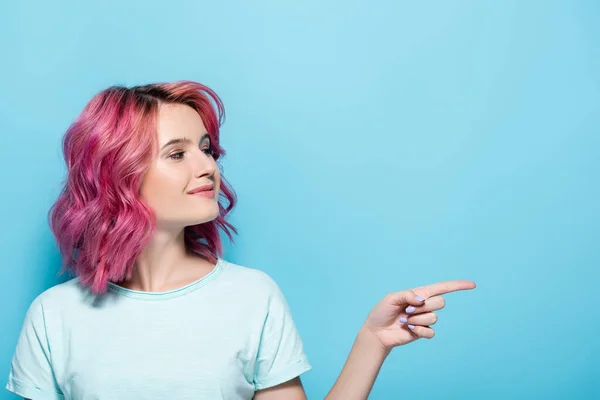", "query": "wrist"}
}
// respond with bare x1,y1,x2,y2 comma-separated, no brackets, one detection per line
324,326,391,400
358,325,392,360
